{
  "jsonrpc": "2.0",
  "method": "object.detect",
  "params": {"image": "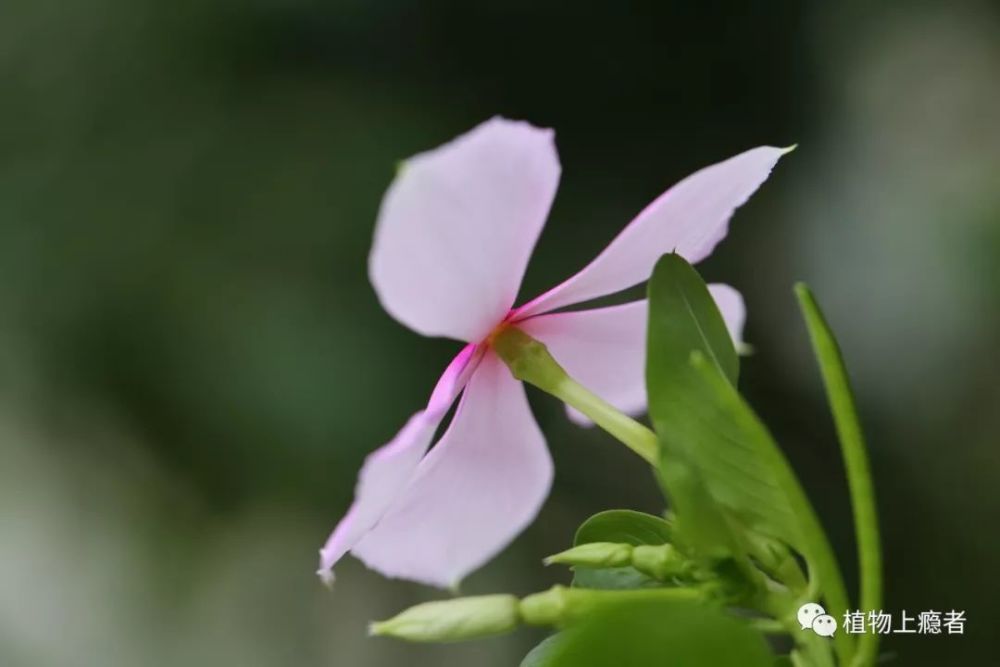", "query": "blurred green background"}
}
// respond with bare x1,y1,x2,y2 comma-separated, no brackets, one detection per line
1,1,998,665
